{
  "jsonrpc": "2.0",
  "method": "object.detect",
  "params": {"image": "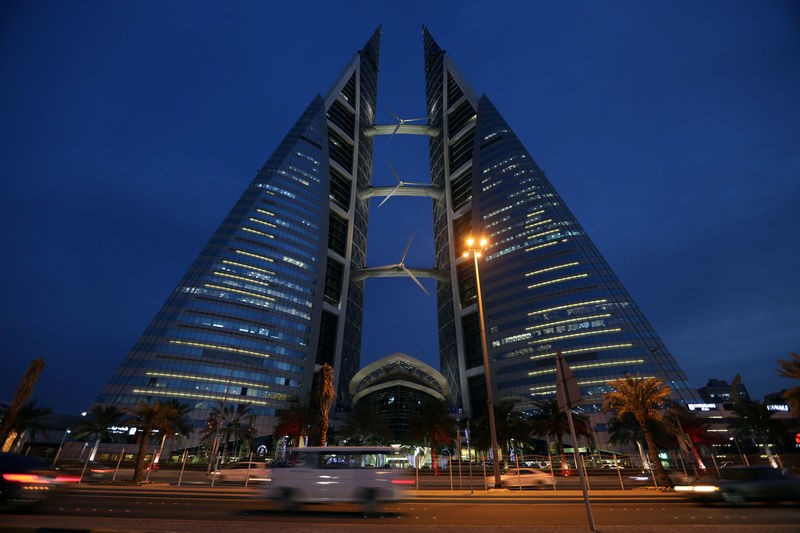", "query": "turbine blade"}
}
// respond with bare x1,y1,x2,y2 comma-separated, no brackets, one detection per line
383,105,400,121
363,263,400,271
403,266,430,295
378,184,400,207
388,123,400,141
386,160,401,182
400,232,415,263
